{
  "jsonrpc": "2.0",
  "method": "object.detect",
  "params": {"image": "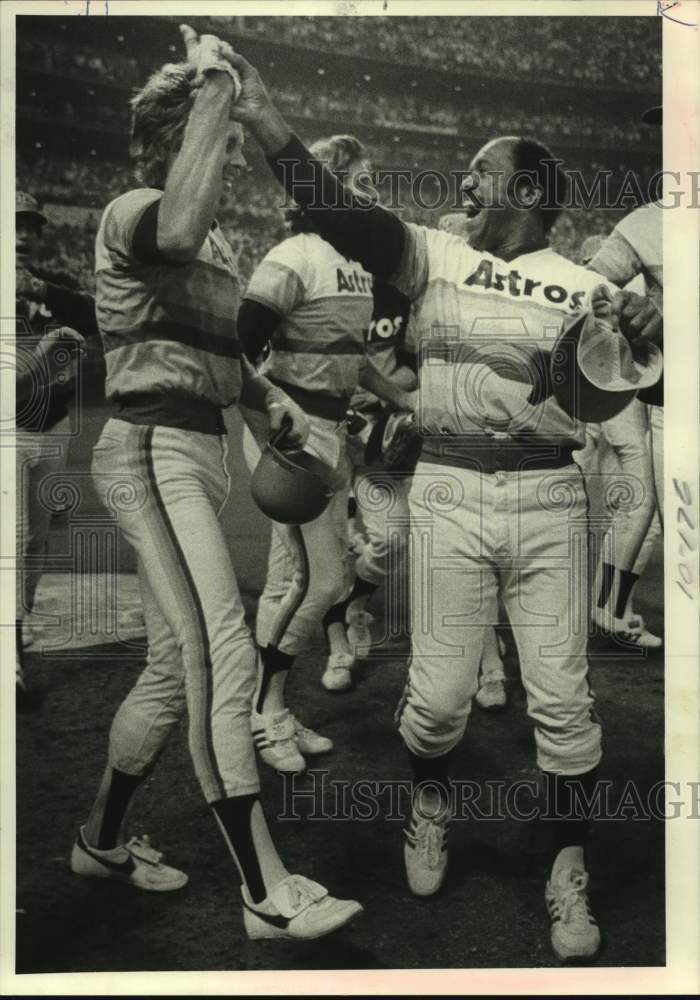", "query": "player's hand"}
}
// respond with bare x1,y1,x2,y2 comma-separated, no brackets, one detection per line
267,395,310,449
179,24,241,96
400,389,419,414
212,48,291,151
610,289,663,350
16,265,47,304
